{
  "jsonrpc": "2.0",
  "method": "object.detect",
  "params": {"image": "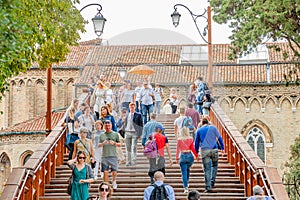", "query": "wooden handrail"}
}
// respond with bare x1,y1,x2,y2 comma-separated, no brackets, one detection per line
0,122,67,200
0,93,89,200
1,98,289,200
210,103,289,200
